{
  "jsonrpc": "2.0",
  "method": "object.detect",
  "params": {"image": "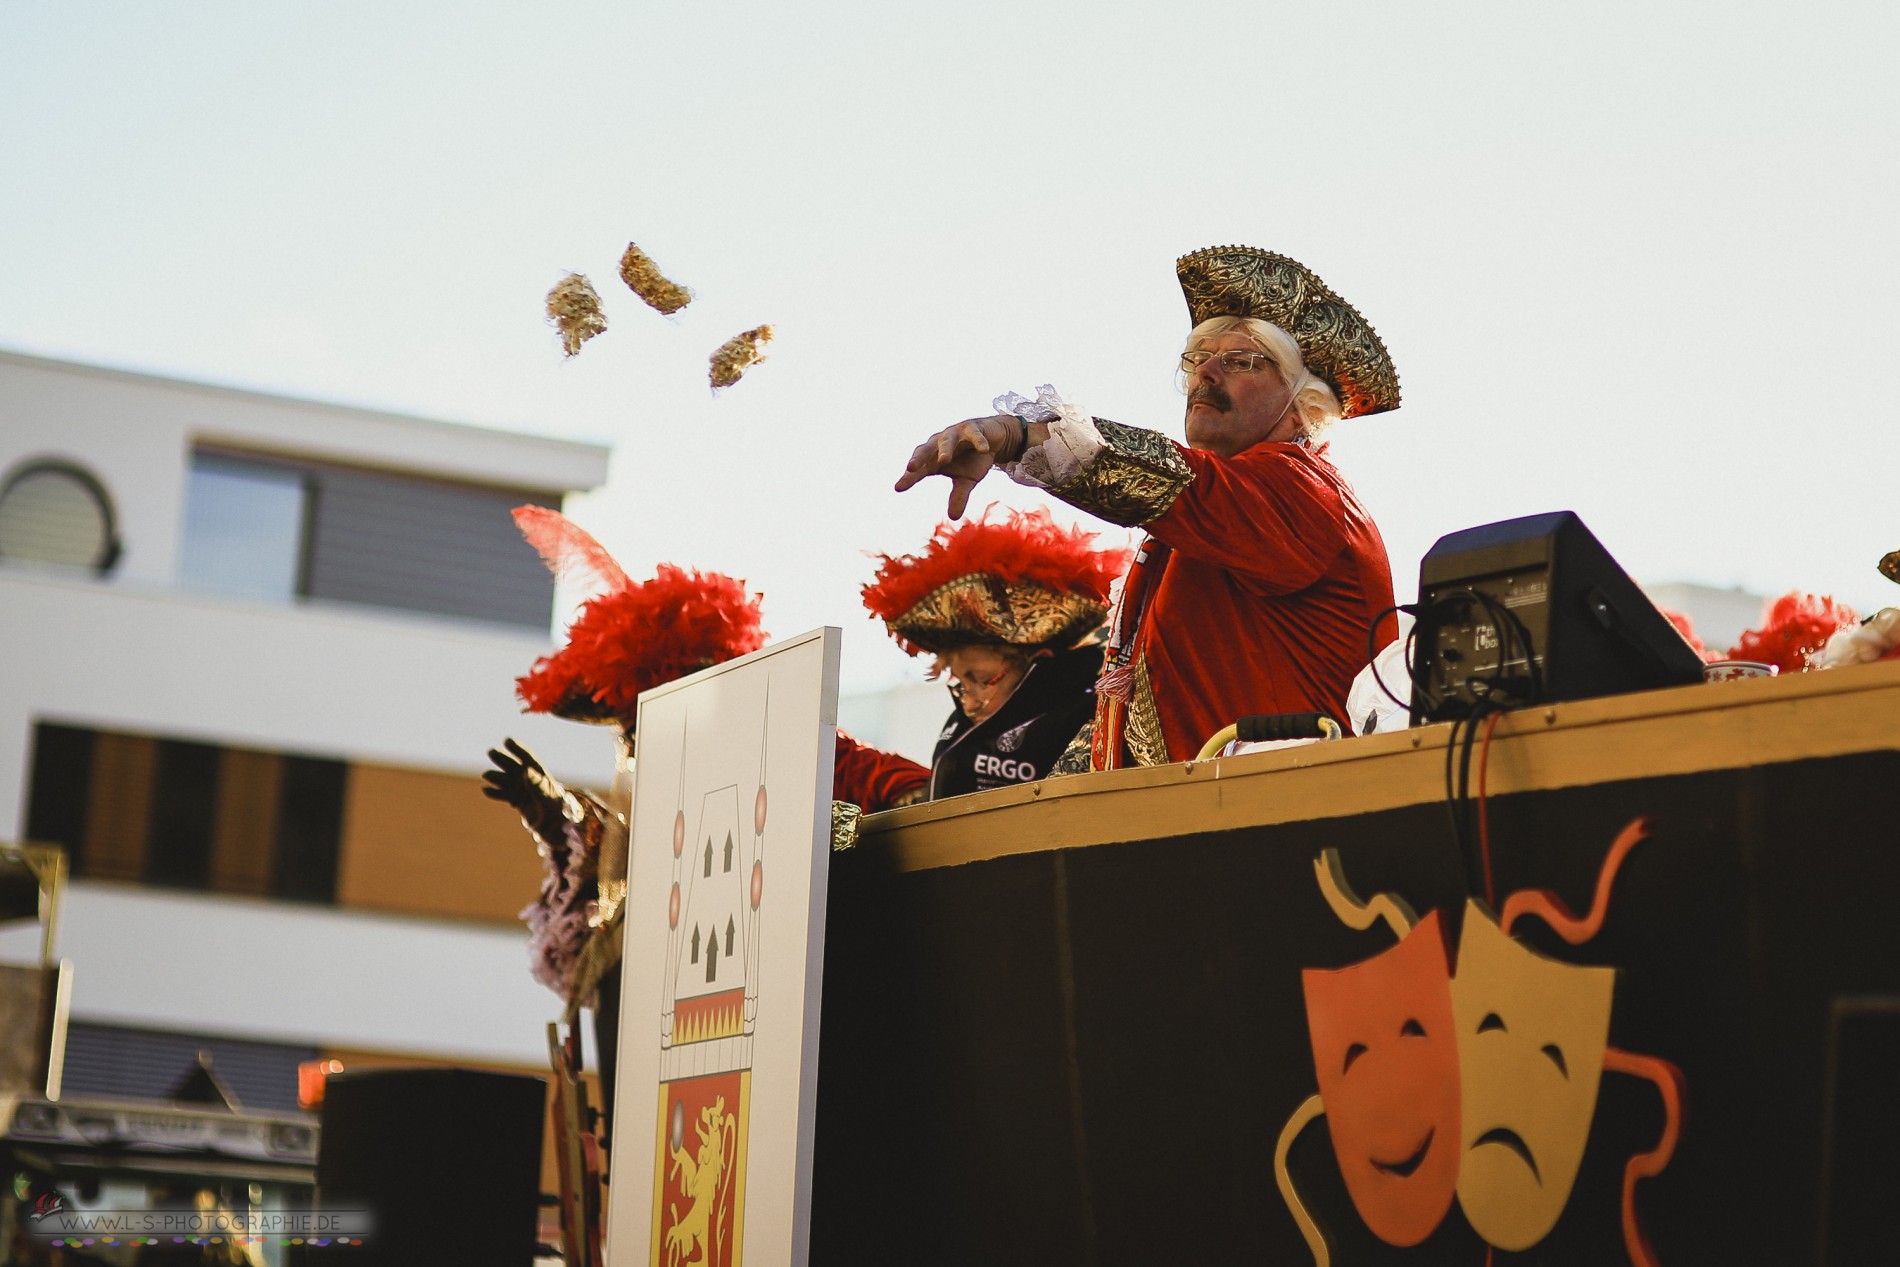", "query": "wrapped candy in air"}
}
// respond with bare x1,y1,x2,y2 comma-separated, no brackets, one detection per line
709,324,774,390
545,273,607,357
619,242,693,315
